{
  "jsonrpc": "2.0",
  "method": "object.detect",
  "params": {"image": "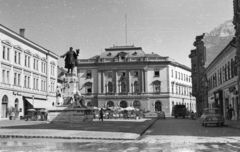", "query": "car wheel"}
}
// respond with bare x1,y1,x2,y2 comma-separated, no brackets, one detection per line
217,123,219,126
202,123,204,126
204,123,207,127
221,123,224,126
